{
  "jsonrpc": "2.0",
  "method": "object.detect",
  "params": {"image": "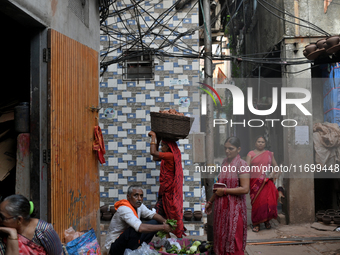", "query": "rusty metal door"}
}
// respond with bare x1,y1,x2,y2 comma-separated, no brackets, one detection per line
48,29,99,238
